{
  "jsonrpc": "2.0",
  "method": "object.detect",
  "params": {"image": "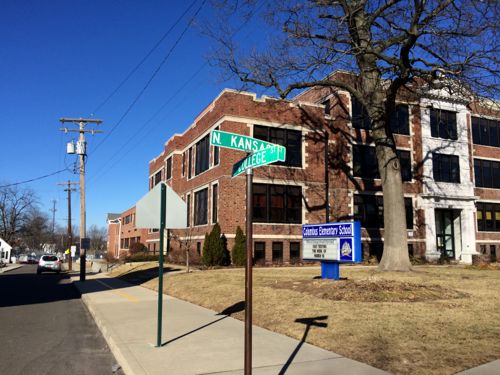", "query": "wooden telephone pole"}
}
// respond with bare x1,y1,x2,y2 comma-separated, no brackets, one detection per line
60,118,103,281
58,181,78,271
